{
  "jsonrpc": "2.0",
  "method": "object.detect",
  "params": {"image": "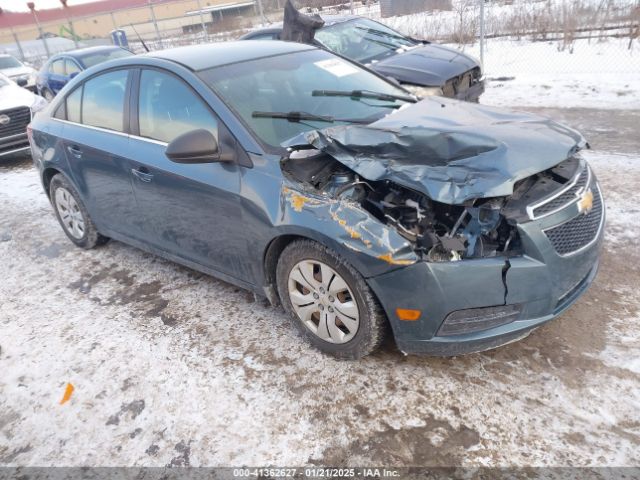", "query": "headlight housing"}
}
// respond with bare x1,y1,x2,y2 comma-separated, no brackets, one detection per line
402,84,443,98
